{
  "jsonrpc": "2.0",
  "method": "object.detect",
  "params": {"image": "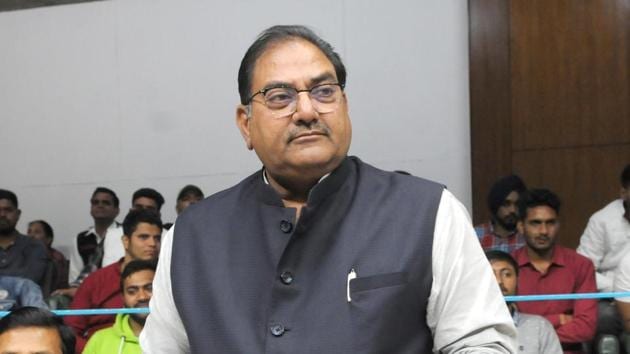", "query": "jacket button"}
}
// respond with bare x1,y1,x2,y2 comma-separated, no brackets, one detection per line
280,271,293,285
280,220,293,233
270,324,285,337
